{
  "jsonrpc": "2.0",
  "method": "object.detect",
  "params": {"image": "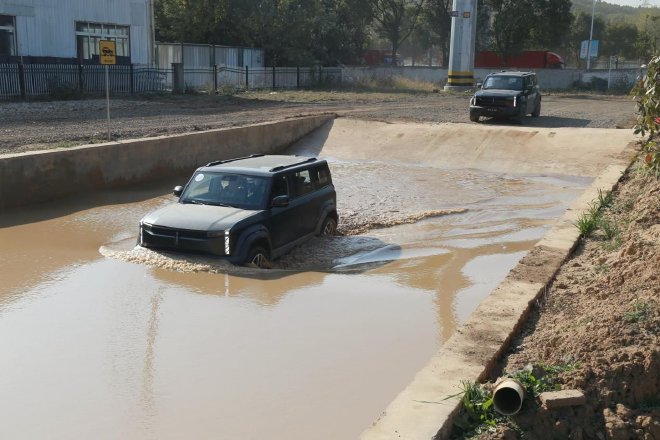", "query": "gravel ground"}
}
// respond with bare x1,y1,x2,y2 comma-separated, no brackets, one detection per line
0,91,637,155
